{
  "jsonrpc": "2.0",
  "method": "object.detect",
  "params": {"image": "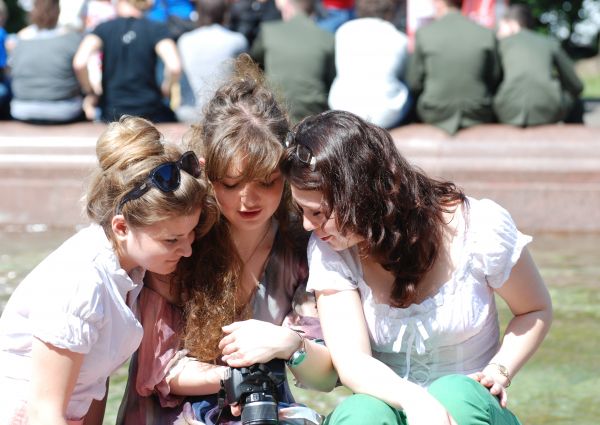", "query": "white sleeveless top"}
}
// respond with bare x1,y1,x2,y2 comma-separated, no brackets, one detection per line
306,198,531,387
